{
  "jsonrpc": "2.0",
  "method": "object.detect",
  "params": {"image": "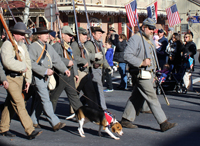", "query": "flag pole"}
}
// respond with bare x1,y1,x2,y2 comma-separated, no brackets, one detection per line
145,0,157,8
124,23,134,33
165,3,176,10
124,0,135,6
